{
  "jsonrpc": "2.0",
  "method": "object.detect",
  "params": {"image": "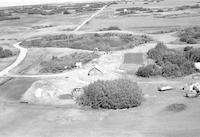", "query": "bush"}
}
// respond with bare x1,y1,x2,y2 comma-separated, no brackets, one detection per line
193,33,200,39
77,79,144,109
162,54,188,67
136,64,161,77
184,46,193,51
0,47,13,58
40,52,99,73
137,43,198,78
187,38,197,44
147,42,175,61
179,61,196,75
21,33,152,51
161,62,181,77
185,48,200,62
99,26,121,31
157,9,164,12
63,10,70,14
179,27,200,44
165,103,187,112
